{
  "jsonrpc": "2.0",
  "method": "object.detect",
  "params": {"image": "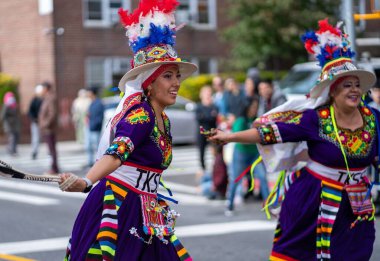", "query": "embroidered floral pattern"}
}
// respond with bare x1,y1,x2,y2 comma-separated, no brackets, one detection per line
150,112,172,168
126,107,151,125
318,105,376,157
255,110,303,126
111,93,142,129
105,136,134,162
257,124,282,145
